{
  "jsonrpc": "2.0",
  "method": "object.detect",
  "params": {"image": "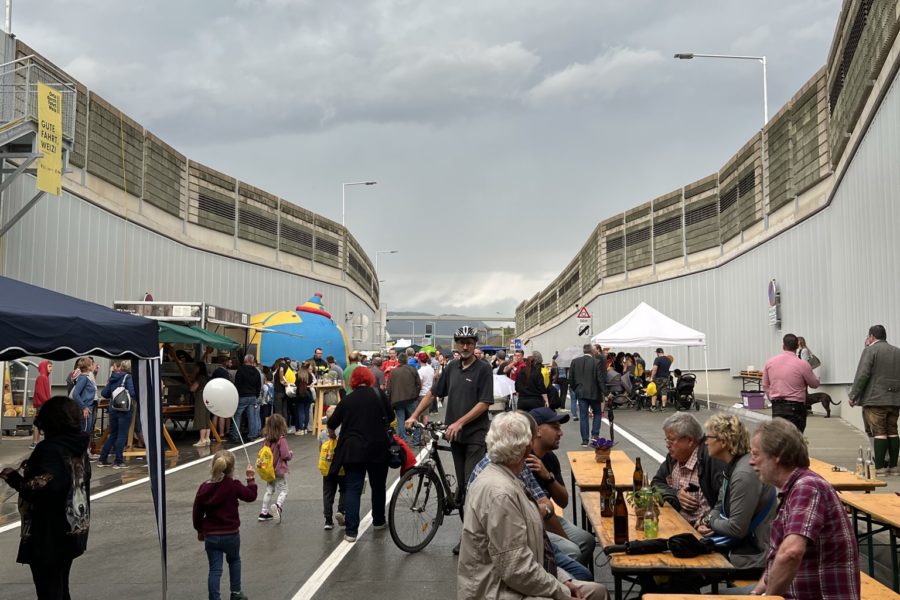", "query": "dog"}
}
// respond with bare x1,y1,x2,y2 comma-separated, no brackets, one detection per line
805,392,841,418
